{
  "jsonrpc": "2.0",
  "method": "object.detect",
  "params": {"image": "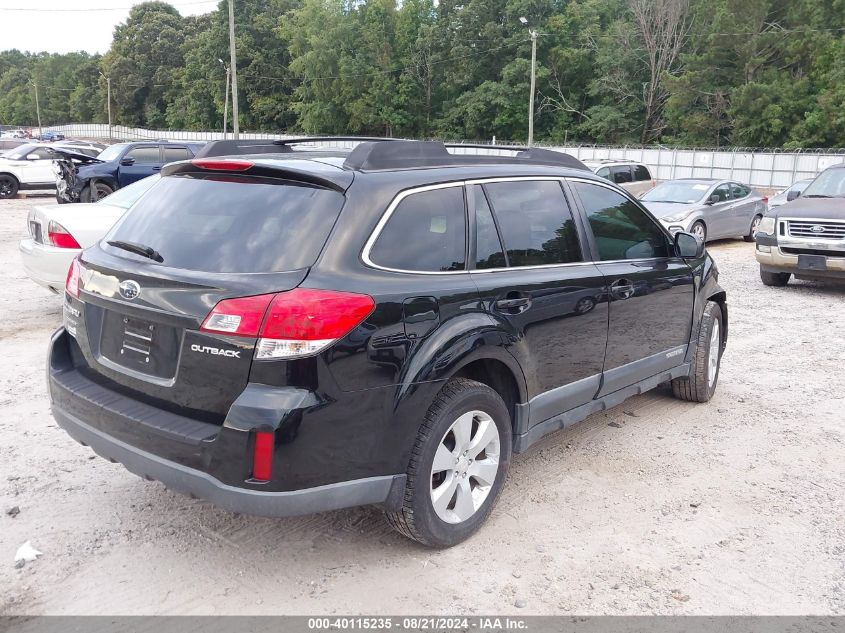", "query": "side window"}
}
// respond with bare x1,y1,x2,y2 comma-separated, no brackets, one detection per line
633,164,651,181
610,165,633,184
124,147,161,164
713,184,730,202
730,183,749,199
369,186,466,272
163,147,191,163
483,180,582,267
596,167,611,180
31,148,54,159
474,186,506,269
573,181,670,261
